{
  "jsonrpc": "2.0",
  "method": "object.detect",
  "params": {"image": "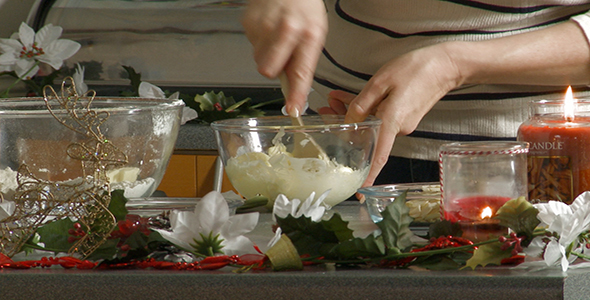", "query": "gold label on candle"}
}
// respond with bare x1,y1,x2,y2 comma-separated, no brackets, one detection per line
527,155,573,204
529,141,564,151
